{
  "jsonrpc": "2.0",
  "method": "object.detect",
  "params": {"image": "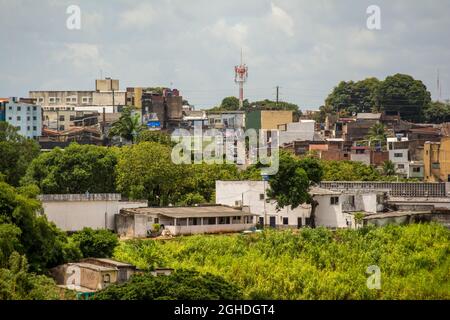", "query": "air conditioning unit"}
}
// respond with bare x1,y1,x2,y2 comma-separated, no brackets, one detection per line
234,200,243,207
